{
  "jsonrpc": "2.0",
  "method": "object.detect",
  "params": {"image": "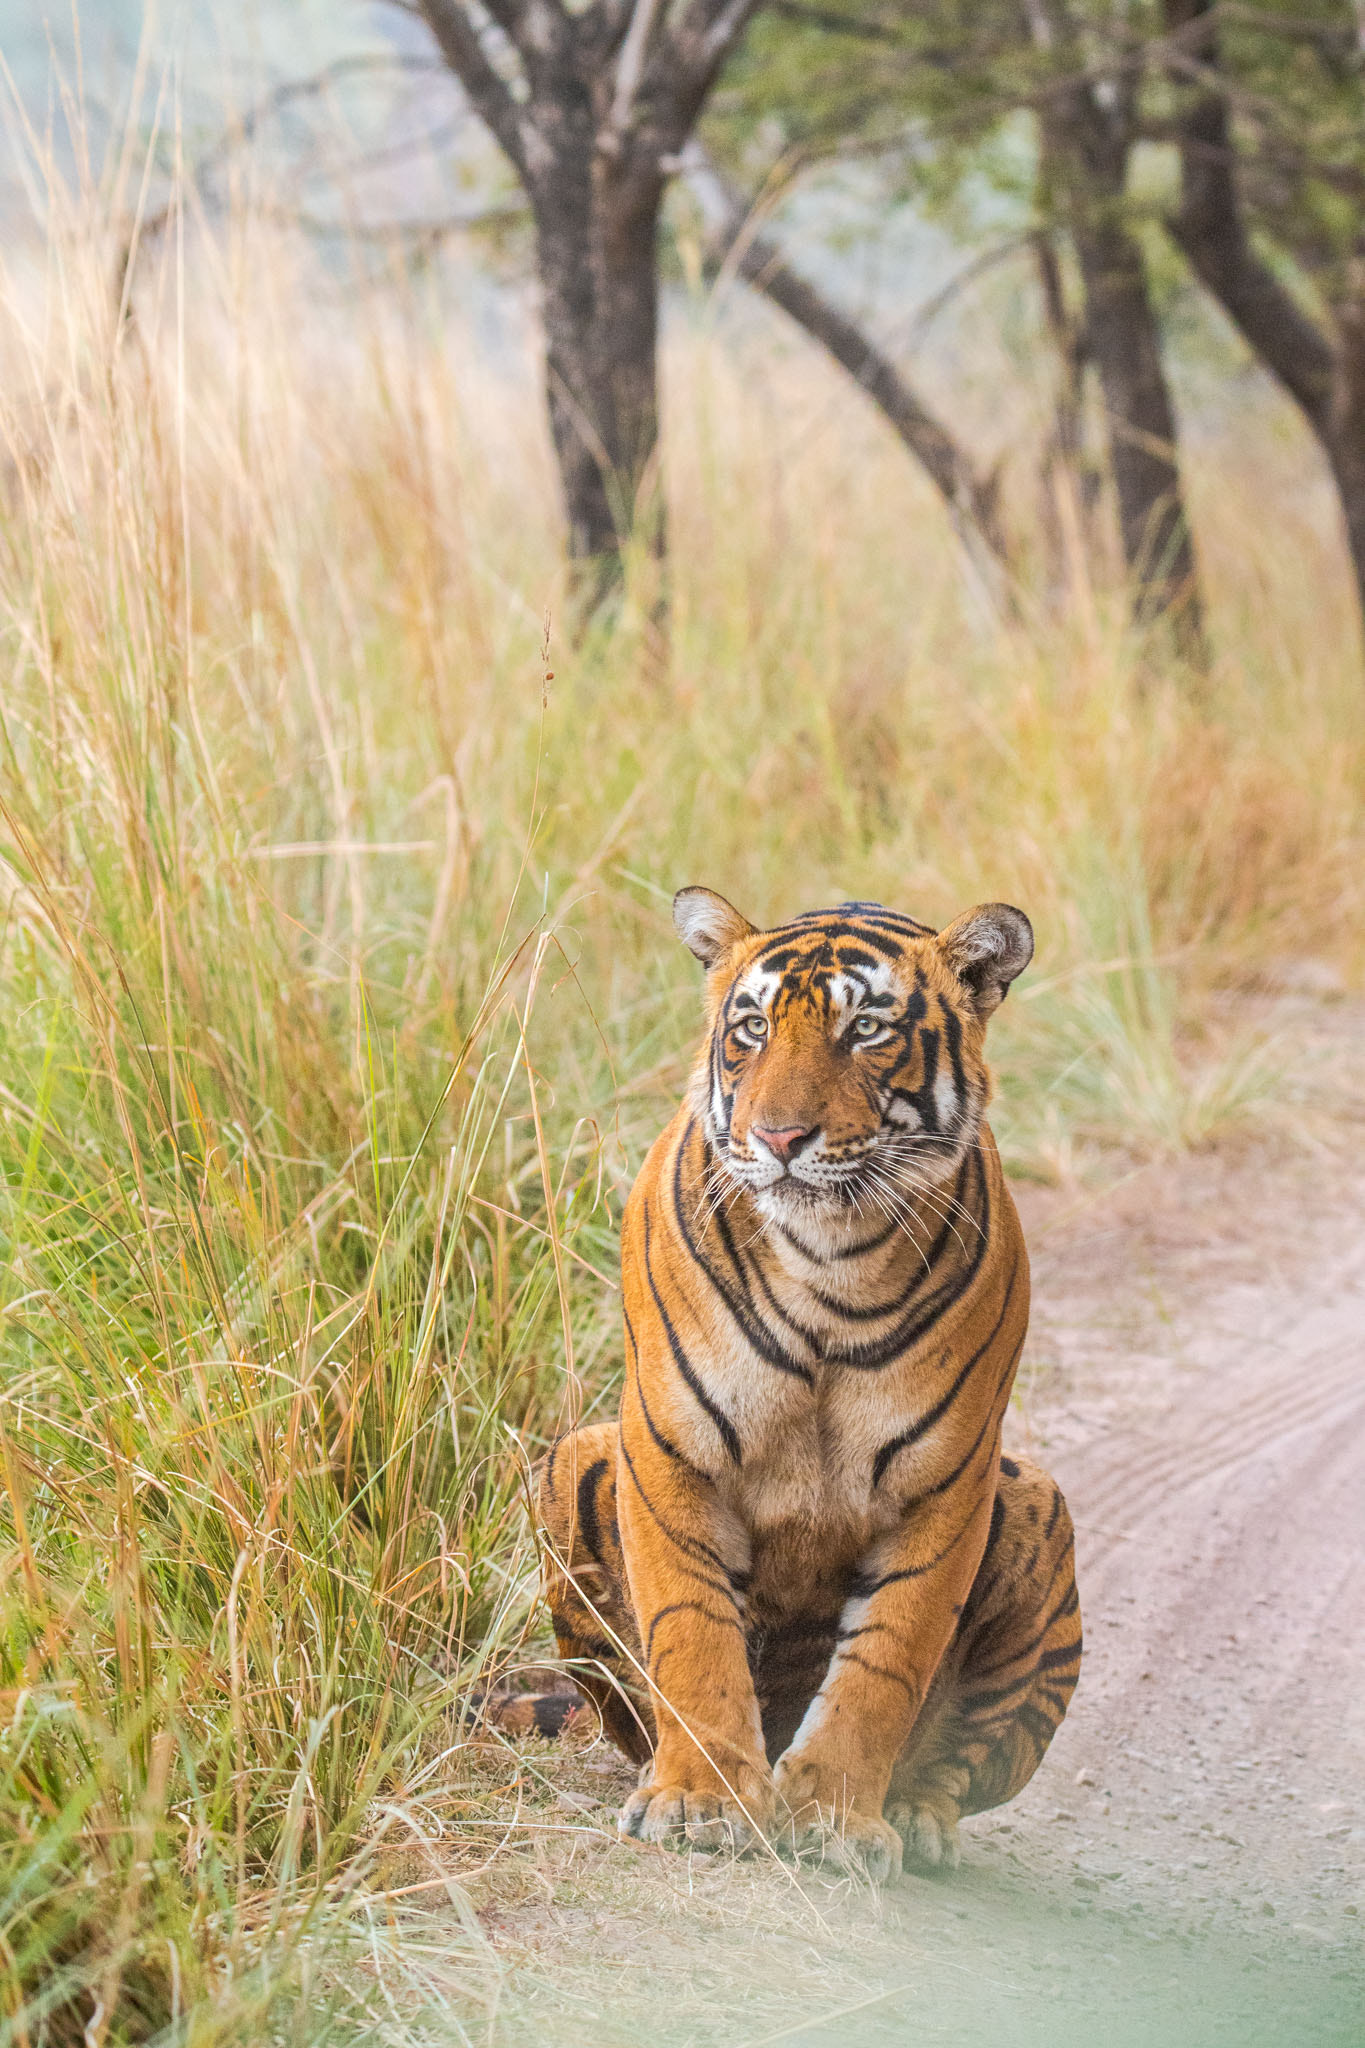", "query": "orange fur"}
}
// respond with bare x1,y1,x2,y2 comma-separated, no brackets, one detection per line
538,893,1081,1878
